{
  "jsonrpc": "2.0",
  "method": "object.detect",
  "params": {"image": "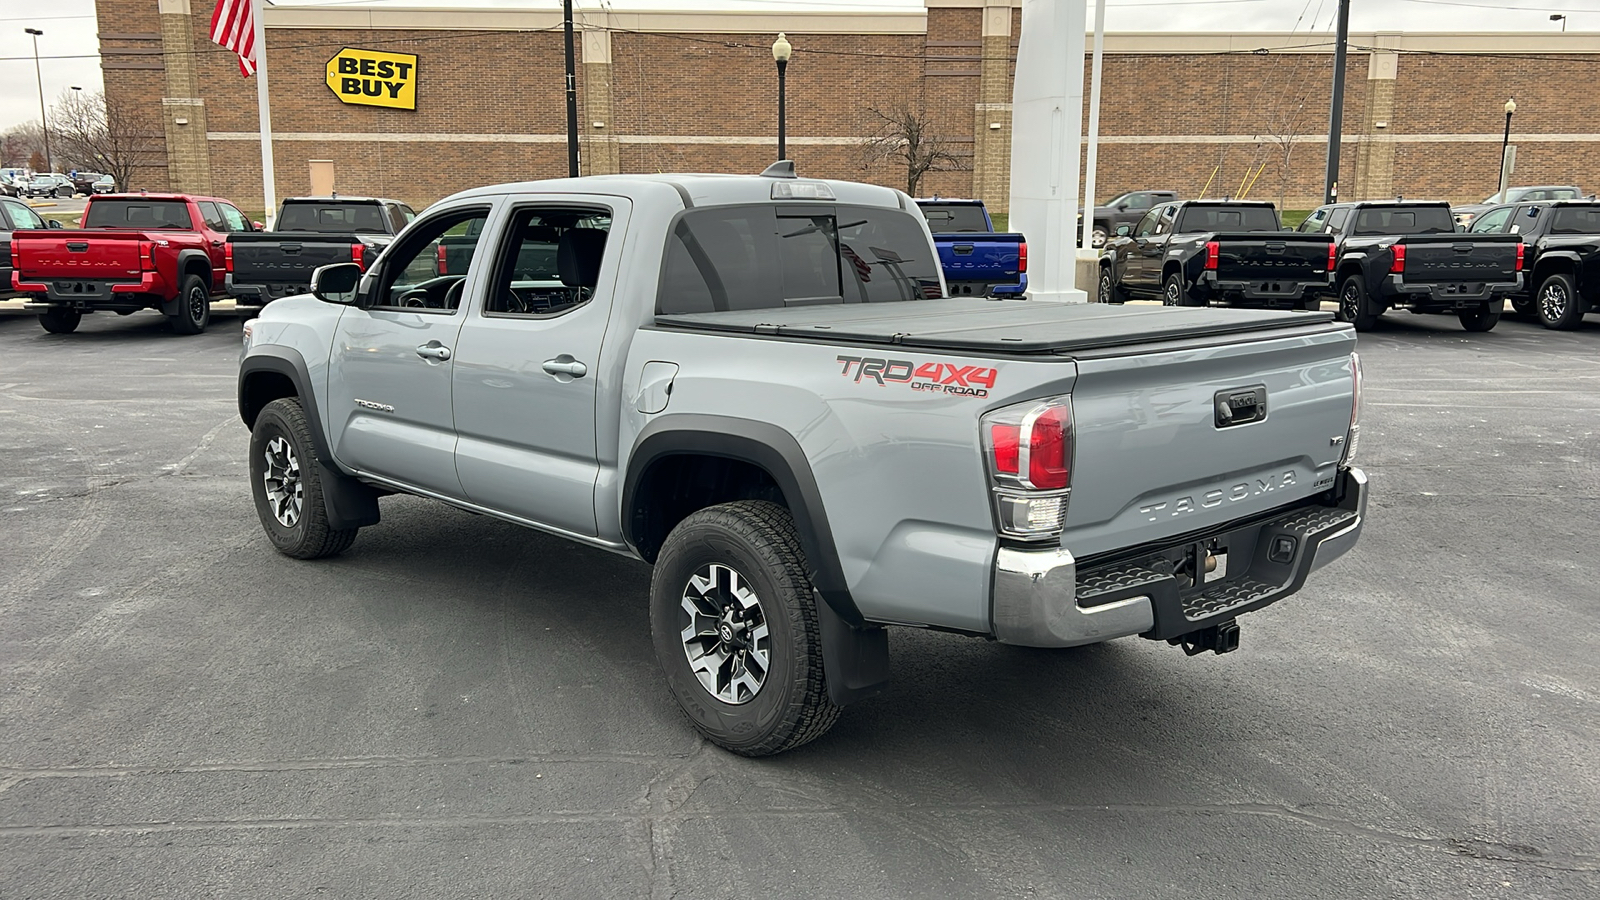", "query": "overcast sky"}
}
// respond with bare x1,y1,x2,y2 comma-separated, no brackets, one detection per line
0,0,1589,139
